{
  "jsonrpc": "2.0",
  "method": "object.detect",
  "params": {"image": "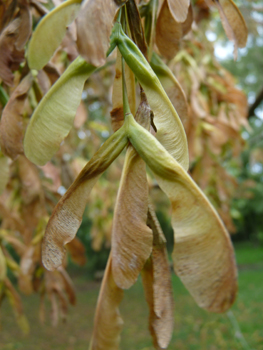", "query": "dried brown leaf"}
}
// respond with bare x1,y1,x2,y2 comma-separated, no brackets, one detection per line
35,70,52,98
18,155,43,204
0,155,9,195
30,0,49,16
18,246,35,295
58,266,76,305
0,74,33,159
48,290,59,326
61,29,79,62
76,0,120,66
66,236,86,266
0,0,17,32
213,0,247,58
126,0,148,58
0,18,24,85
156,0,182,60
166,83,189,131
45,270,70,325
61,160,75,189
0,200,25,235
167,0,190,22
141,261,158,347
43,63,61,84
0,246,7,282
40,161,61,192
74,101,88,129
52,283,68,322
111,49,136,132
195,0,210,23
181,2,193,36
90,254,123,350
141,206,174,349
3,235,26,256
15,2,32,50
